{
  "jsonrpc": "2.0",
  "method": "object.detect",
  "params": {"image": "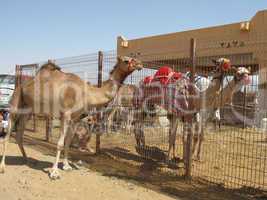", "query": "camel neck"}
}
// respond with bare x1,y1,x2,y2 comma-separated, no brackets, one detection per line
197,77,243,110
109,63,130,84
85,79,120,108
196,75,223,110
214,78,243,108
